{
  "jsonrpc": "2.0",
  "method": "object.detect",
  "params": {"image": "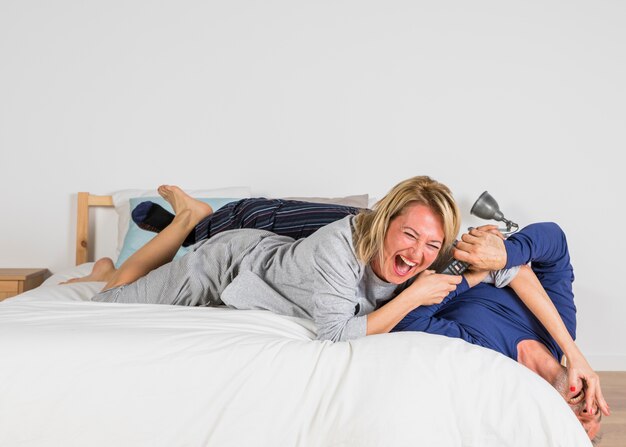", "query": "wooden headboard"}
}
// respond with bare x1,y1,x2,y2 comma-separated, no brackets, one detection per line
76,192,114,265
